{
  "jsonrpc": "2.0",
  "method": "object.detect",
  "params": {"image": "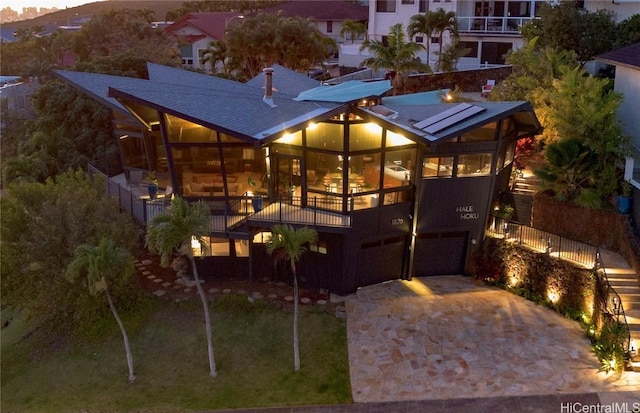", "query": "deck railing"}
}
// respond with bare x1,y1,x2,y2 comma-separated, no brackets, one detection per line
457,16,536,34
